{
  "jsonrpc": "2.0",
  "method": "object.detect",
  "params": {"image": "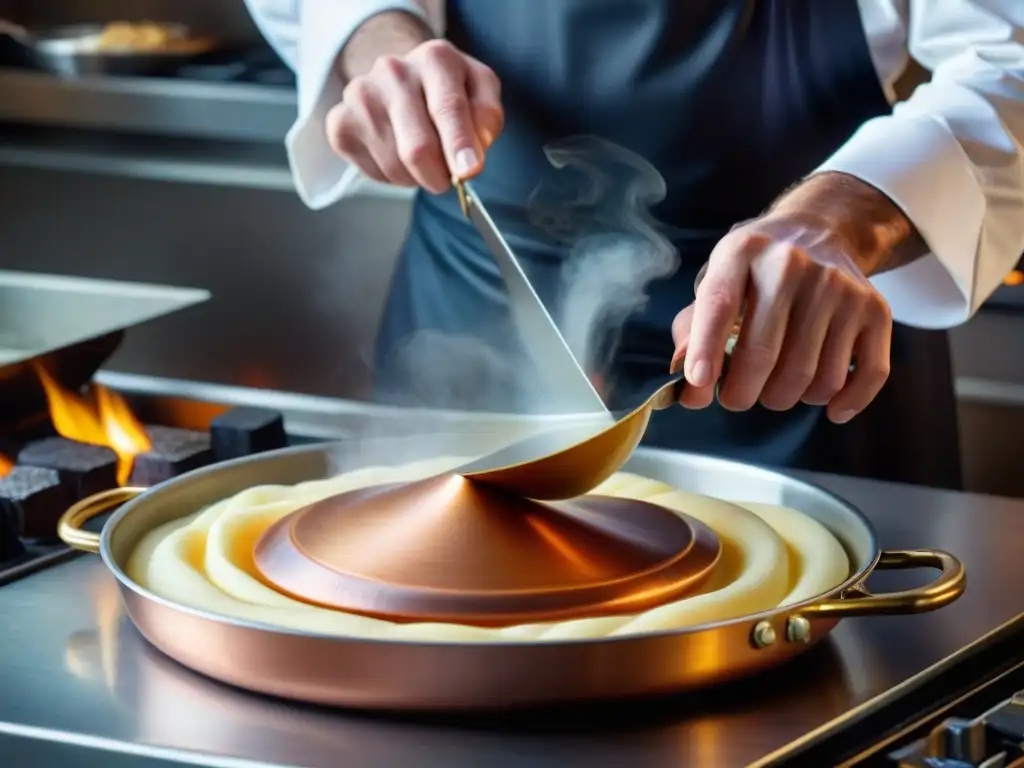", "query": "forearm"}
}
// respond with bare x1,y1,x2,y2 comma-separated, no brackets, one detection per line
770,172,928,277
340,10,434,80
